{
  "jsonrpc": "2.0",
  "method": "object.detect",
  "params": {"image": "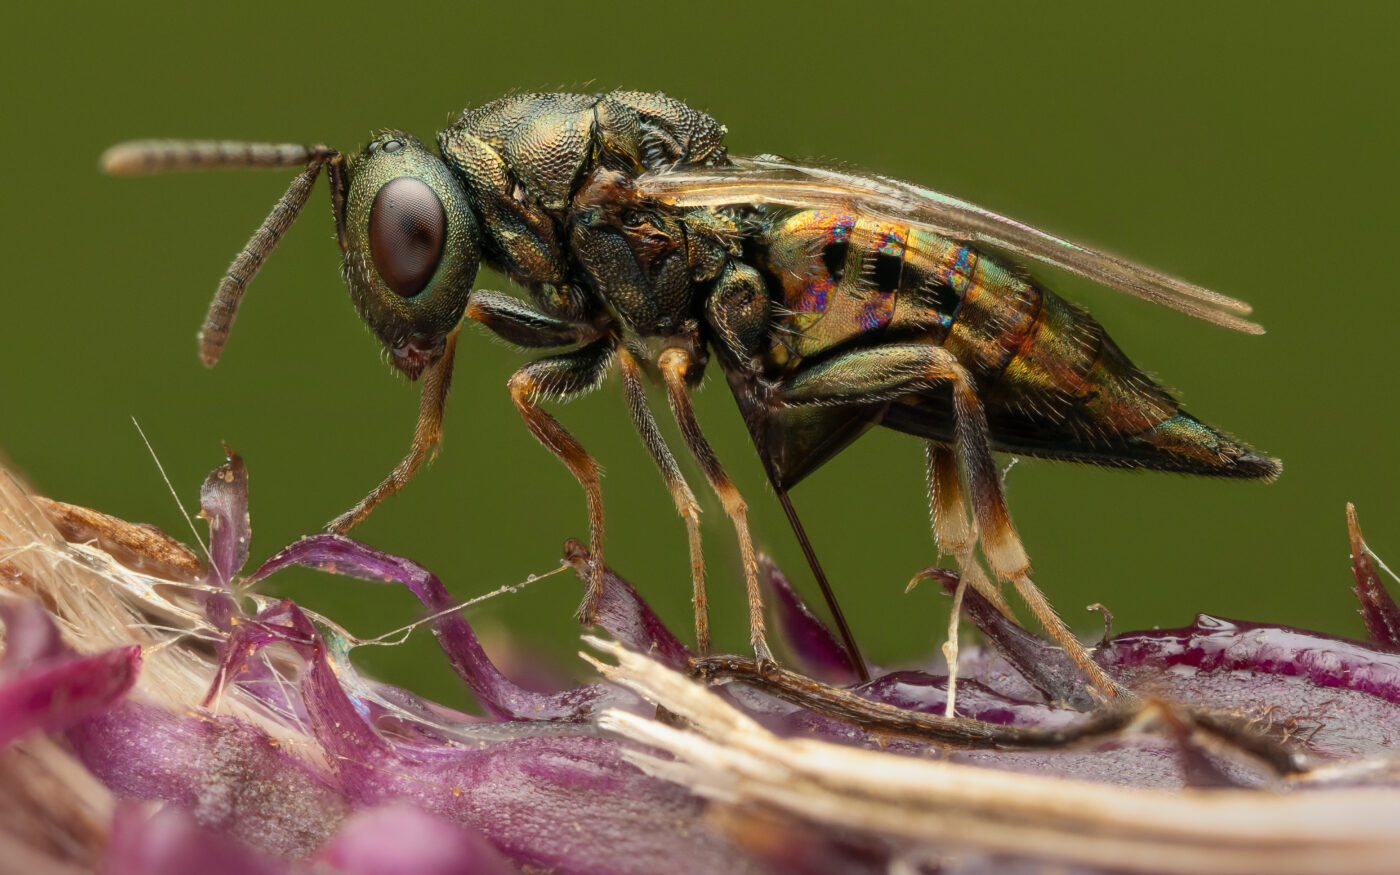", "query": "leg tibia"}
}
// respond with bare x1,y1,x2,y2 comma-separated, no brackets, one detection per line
617,346,711,653
659,347,771,662
328,328,460,533
507,341,614,624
